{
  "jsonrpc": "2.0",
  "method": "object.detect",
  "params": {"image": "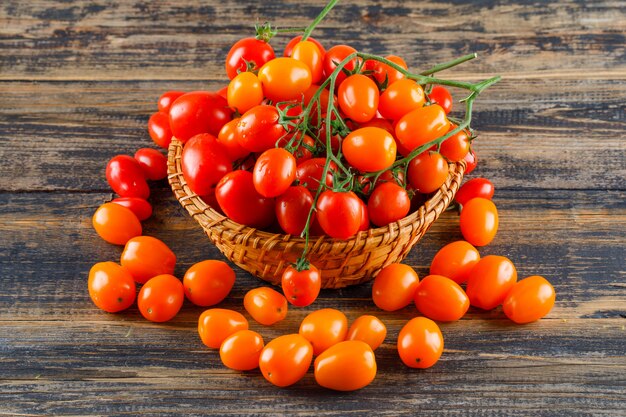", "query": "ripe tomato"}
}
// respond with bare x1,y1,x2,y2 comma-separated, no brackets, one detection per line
502,276,556,324
111,197,152,221
258,57,312,102
368,182,410,227
323,44,359,86
237,105,286,152
372,263,419,311
88,262,136,313
92,203,142,245
217,118,250,161
120,236,176,284
455,178,495,206
227,71,263,113
284,35,326,57
275,185,314,235
183,260,235,307
302,84,334,124
355,117,395,135
407,151,449,193
370,55,407,86
429,240,480,284
137,274,184,322
378,79,425,121
299,308,348,356
181,133,232,196
106,155,150,199
134,148,167,181
157,90,185,113
314,341,377,391
215,170,276,228
397,317,443,369
198,308,248,348
295,158,336,193
316,190,362,239
357,197,370,231
281,263,321,307
459,197,499,246
148,111,173,149
346,315,387,351
464,147,478,174
395,104,450,155
338,74,379,123
428,85,453,114
440,124,470,162
466,255,517,310
414,275,470,322
253,148,297,198
169,91,233,141
259,334,313,387
244,287,288,325
291,40,324,83
286,133,316,165
343,127,396,172
219,330,265,371
225,37,275,79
